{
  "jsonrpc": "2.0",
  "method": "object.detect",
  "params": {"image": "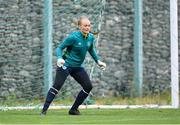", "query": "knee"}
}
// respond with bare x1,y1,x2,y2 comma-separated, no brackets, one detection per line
84,83,93,93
